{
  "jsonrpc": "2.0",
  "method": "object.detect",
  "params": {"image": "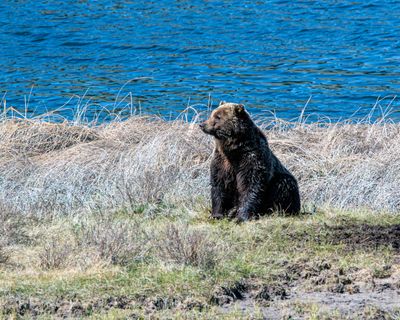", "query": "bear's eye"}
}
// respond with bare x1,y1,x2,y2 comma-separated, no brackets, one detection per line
215,114,221,120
